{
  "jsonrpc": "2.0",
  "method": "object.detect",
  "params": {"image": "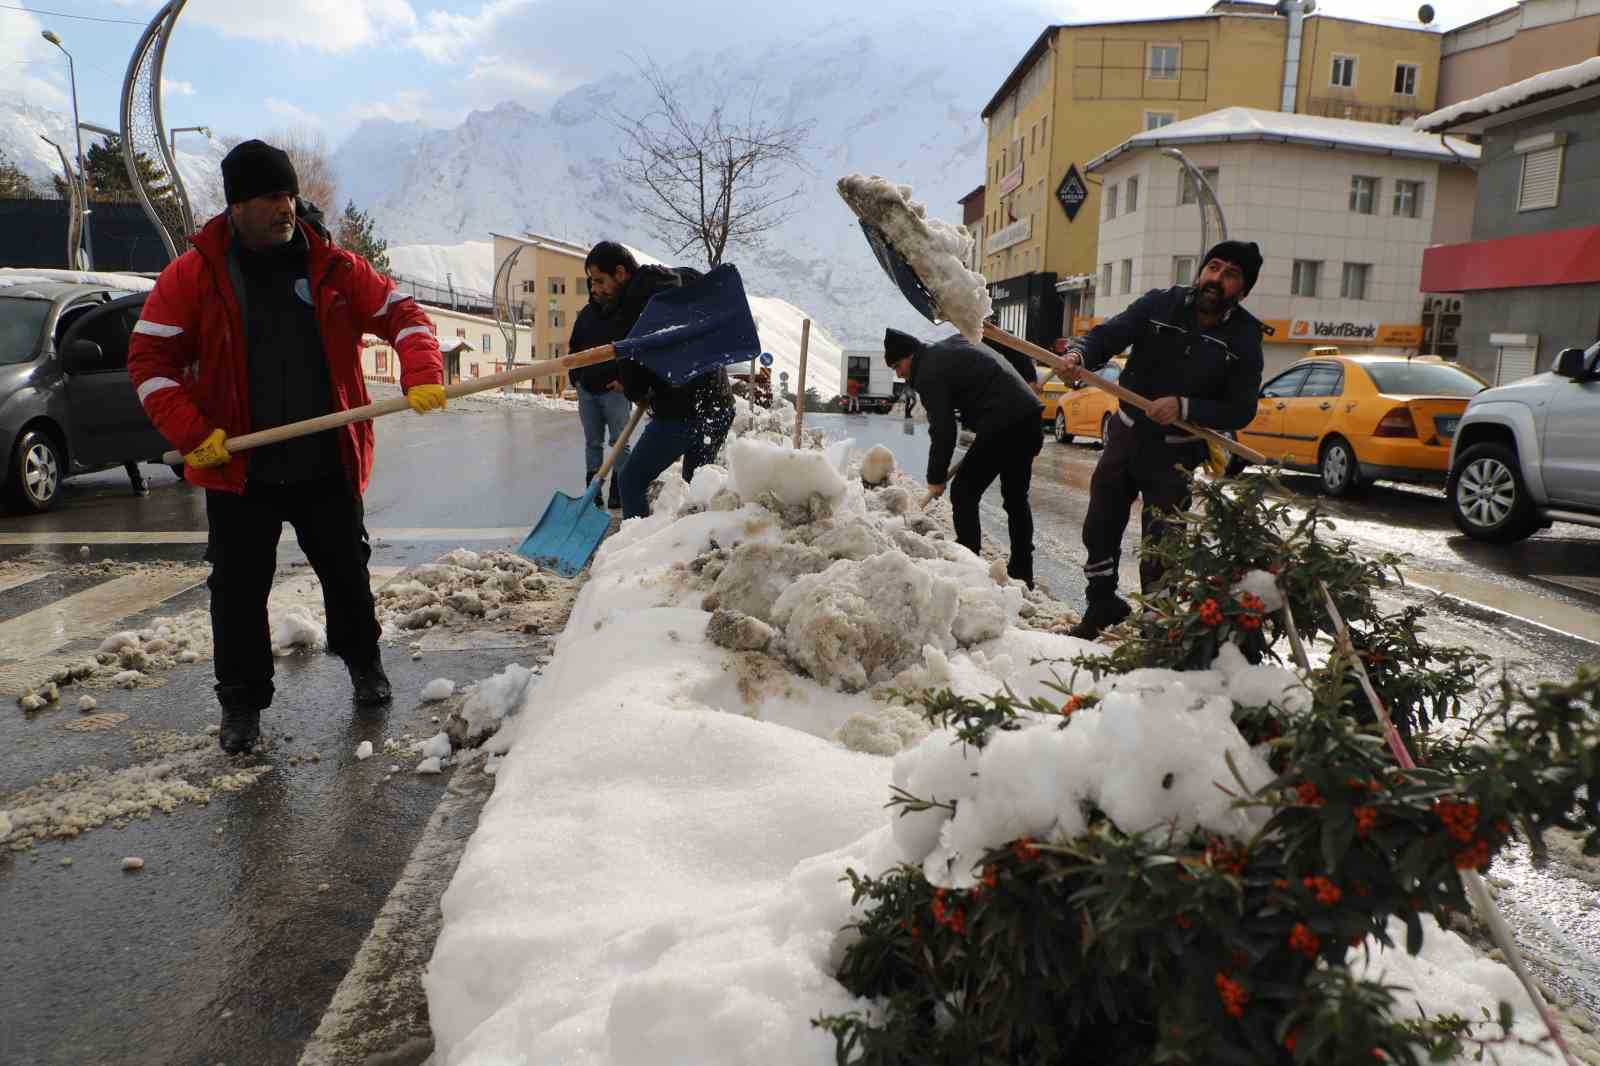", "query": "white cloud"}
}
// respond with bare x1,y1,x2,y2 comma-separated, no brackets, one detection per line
264,97,325,128
463,59,572,94
162,78,197,97
409,0,532,64
190,0,418,52
0,5,69,110
349,90,430,123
